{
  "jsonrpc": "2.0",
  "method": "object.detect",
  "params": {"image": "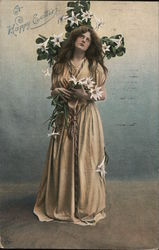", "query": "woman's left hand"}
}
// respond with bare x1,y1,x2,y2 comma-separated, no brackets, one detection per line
70,85,90,100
